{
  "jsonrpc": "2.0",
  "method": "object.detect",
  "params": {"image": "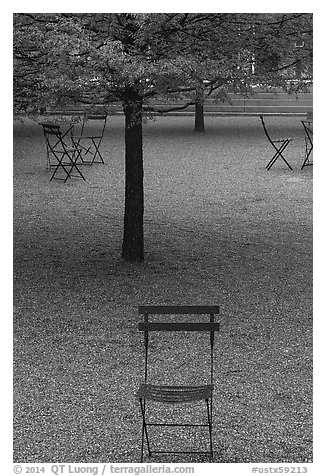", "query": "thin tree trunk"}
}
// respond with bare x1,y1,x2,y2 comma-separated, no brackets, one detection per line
121,93,144,262
194,88,205,133
194,101,205,132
